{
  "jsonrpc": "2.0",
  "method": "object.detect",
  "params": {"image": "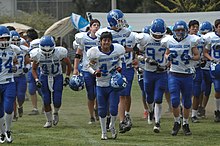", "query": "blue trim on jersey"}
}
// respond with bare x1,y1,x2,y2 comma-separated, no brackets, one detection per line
98,45,114,55
87,32,97,40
